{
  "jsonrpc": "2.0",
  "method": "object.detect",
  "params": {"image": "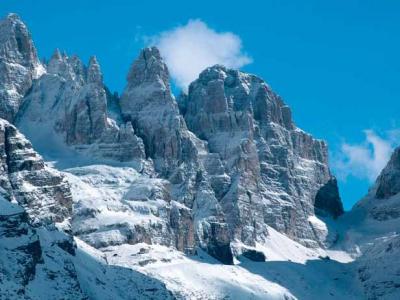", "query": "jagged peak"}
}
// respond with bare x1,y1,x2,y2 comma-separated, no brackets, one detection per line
375,146,400,199
87,55,103,83
47,50,87,83
1,13,27,29
5,12,23,23
141,46,162,60
89,55,99,65
127,46,170,89
51,48,62,60
0,12,38,62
